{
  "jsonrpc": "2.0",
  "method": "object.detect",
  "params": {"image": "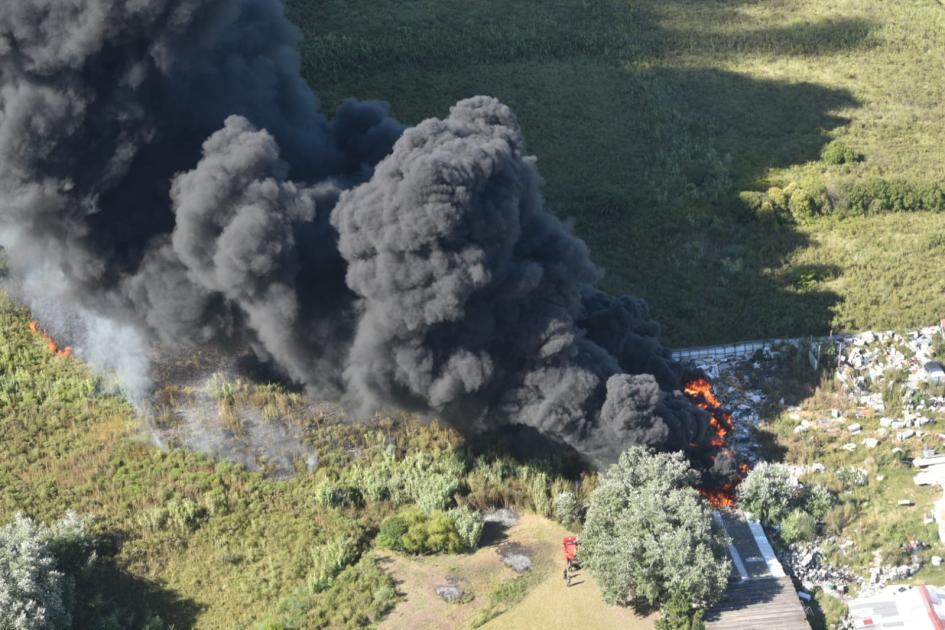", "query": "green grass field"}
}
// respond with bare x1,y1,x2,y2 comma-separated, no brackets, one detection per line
286,0,945,346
